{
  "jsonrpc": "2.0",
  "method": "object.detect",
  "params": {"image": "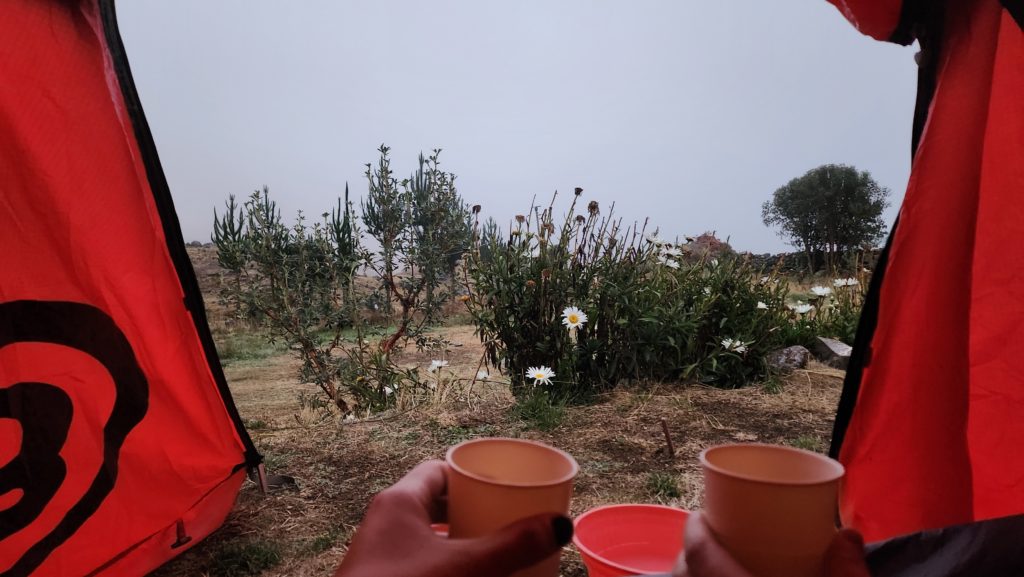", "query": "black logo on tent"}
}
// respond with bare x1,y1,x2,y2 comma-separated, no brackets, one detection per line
0,301,149,577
